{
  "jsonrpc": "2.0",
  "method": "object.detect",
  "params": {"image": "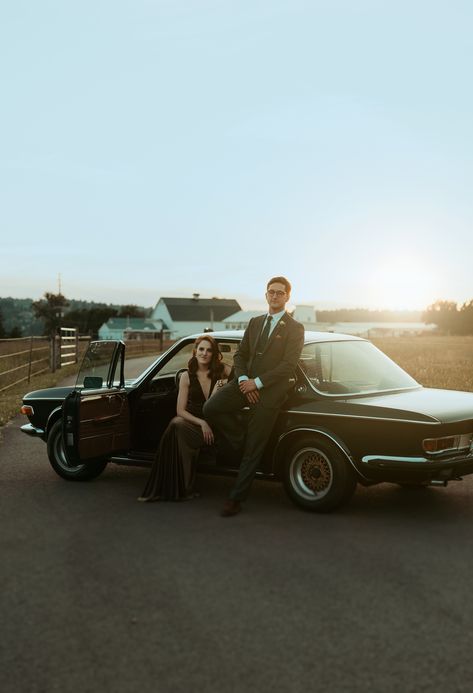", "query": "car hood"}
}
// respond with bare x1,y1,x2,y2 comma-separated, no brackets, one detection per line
24,386,75,400
349,387,473,424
